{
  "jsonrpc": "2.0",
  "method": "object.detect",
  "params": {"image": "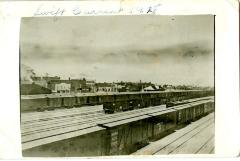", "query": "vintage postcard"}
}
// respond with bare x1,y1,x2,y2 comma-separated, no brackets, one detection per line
20,15,215,157
0,0,239,159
